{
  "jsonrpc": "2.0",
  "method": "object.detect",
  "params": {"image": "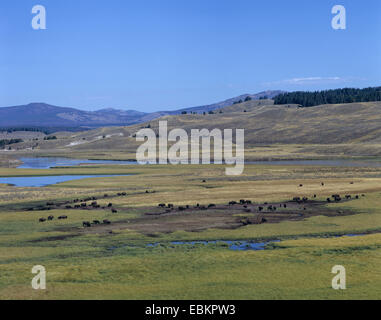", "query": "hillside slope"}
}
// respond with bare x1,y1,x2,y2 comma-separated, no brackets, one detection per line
5,100,380,149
